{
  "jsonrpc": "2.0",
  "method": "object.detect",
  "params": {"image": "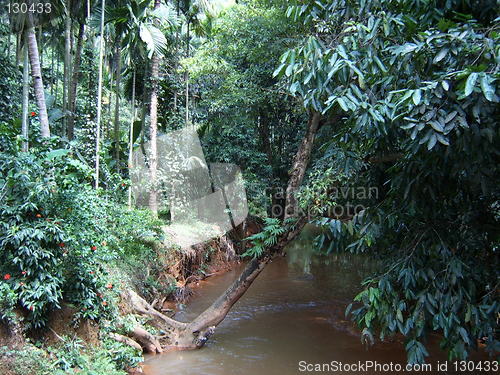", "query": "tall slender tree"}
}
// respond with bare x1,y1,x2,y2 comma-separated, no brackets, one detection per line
148,0,162,215
95,0,106,188
62,0,73,135
21,34,29,151
26,27,50,138
67,21,86,140
113,42,122,170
